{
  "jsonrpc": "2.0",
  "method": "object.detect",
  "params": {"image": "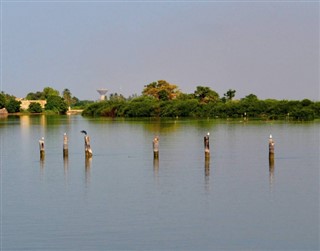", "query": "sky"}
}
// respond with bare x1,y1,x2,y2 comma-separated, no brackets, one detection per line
1,1,319,101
